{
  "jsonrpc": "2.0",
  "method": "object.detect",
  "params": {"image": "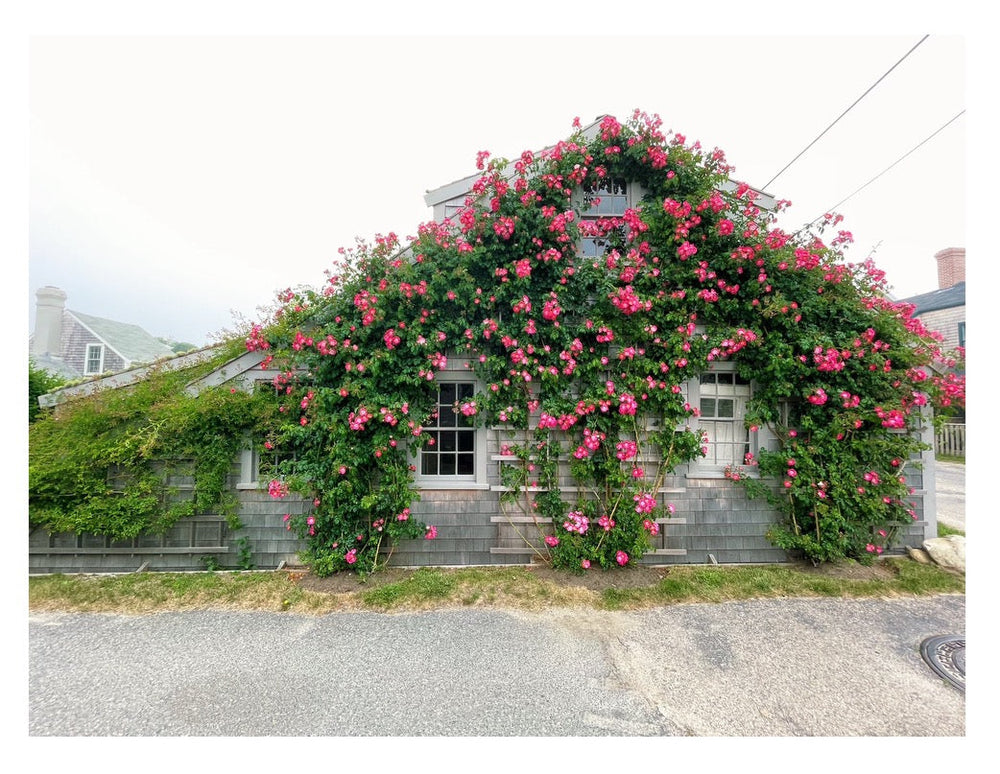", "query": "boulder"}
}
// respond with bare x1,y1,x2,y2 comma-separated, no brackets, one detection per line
906,546,932,565
922,535,966,573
